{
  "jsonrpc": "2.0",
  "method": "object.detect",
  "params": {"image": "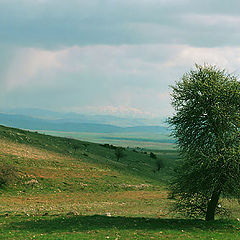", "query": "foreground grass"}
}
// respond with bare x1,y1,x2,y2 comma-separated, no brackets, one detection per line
1,214,239,240
1,190,239,239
